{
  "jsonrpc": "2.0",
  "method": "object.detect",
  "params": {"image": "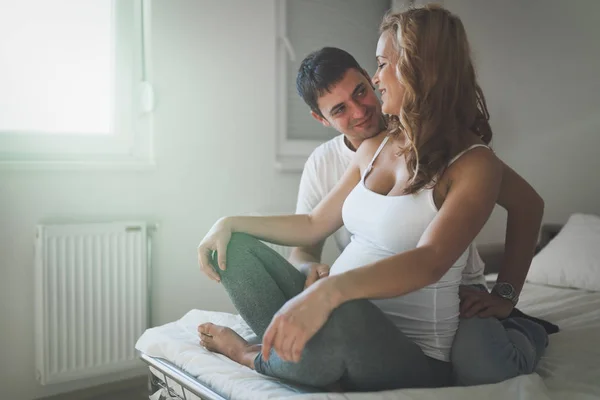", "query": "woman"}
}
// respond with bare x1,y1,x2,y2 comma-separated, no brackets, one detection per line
198,5,509,391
